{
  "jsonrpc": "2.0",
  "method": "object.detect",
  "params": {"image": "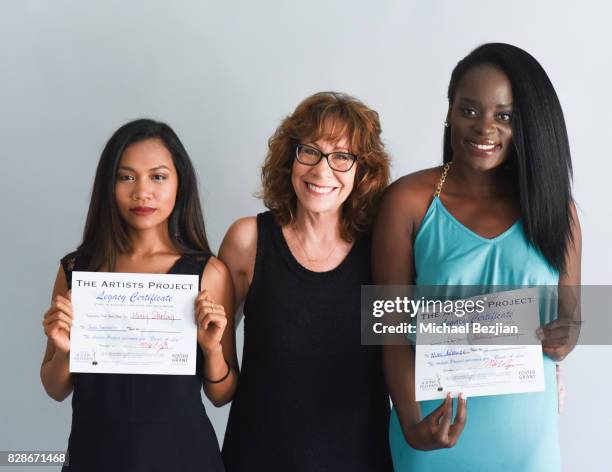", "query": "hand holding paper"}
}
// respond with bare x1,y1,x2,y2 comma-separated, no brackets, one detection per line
195,289,228,355
404,393,468,450
42,290,73,355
